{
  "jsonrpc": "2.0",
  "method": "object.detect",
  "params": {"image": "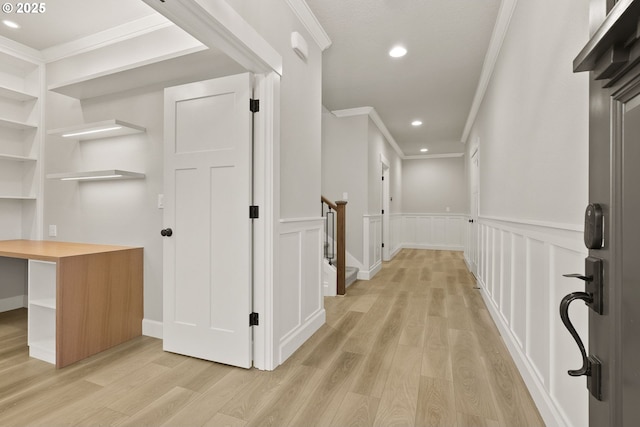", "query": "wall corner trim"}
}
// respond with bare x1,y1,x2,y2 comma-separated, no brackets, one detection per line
285,0,332,51
460,0,519,143
331,106,405,159
142,319,163,339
